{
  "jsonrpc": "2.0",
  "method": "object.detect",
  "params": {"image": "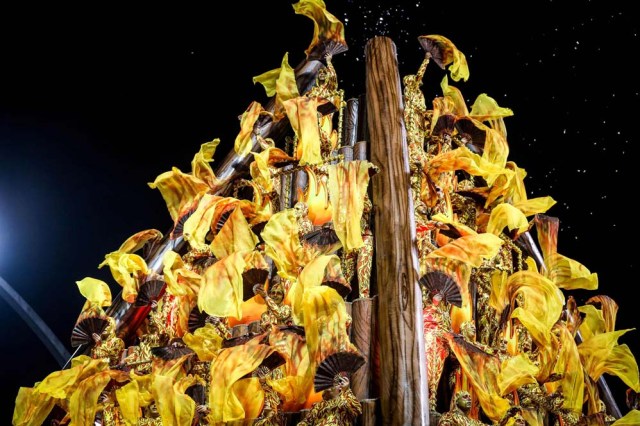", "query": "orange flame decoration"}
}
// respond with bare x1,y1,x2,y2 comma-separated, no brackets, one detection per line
300,167,332,226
